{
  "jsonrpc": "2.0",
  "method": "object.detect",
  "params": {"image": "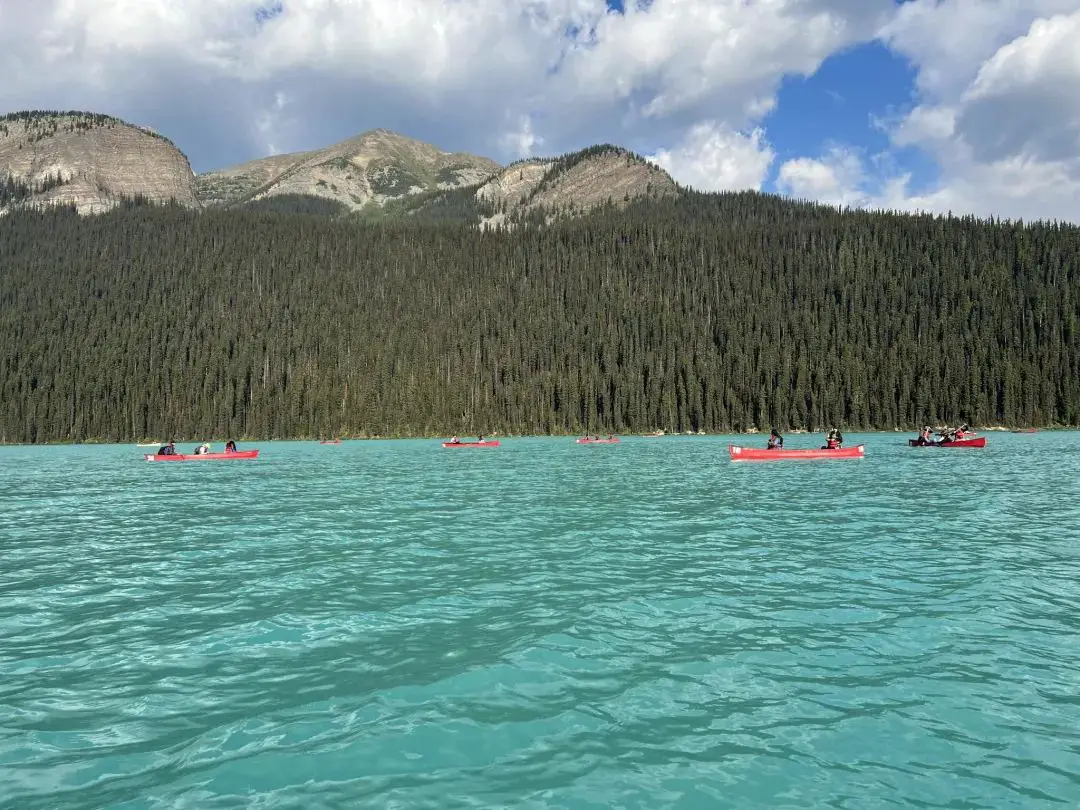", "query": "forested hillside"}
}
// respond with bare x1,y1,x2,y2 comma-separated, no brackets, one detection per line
0,192,1077,442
